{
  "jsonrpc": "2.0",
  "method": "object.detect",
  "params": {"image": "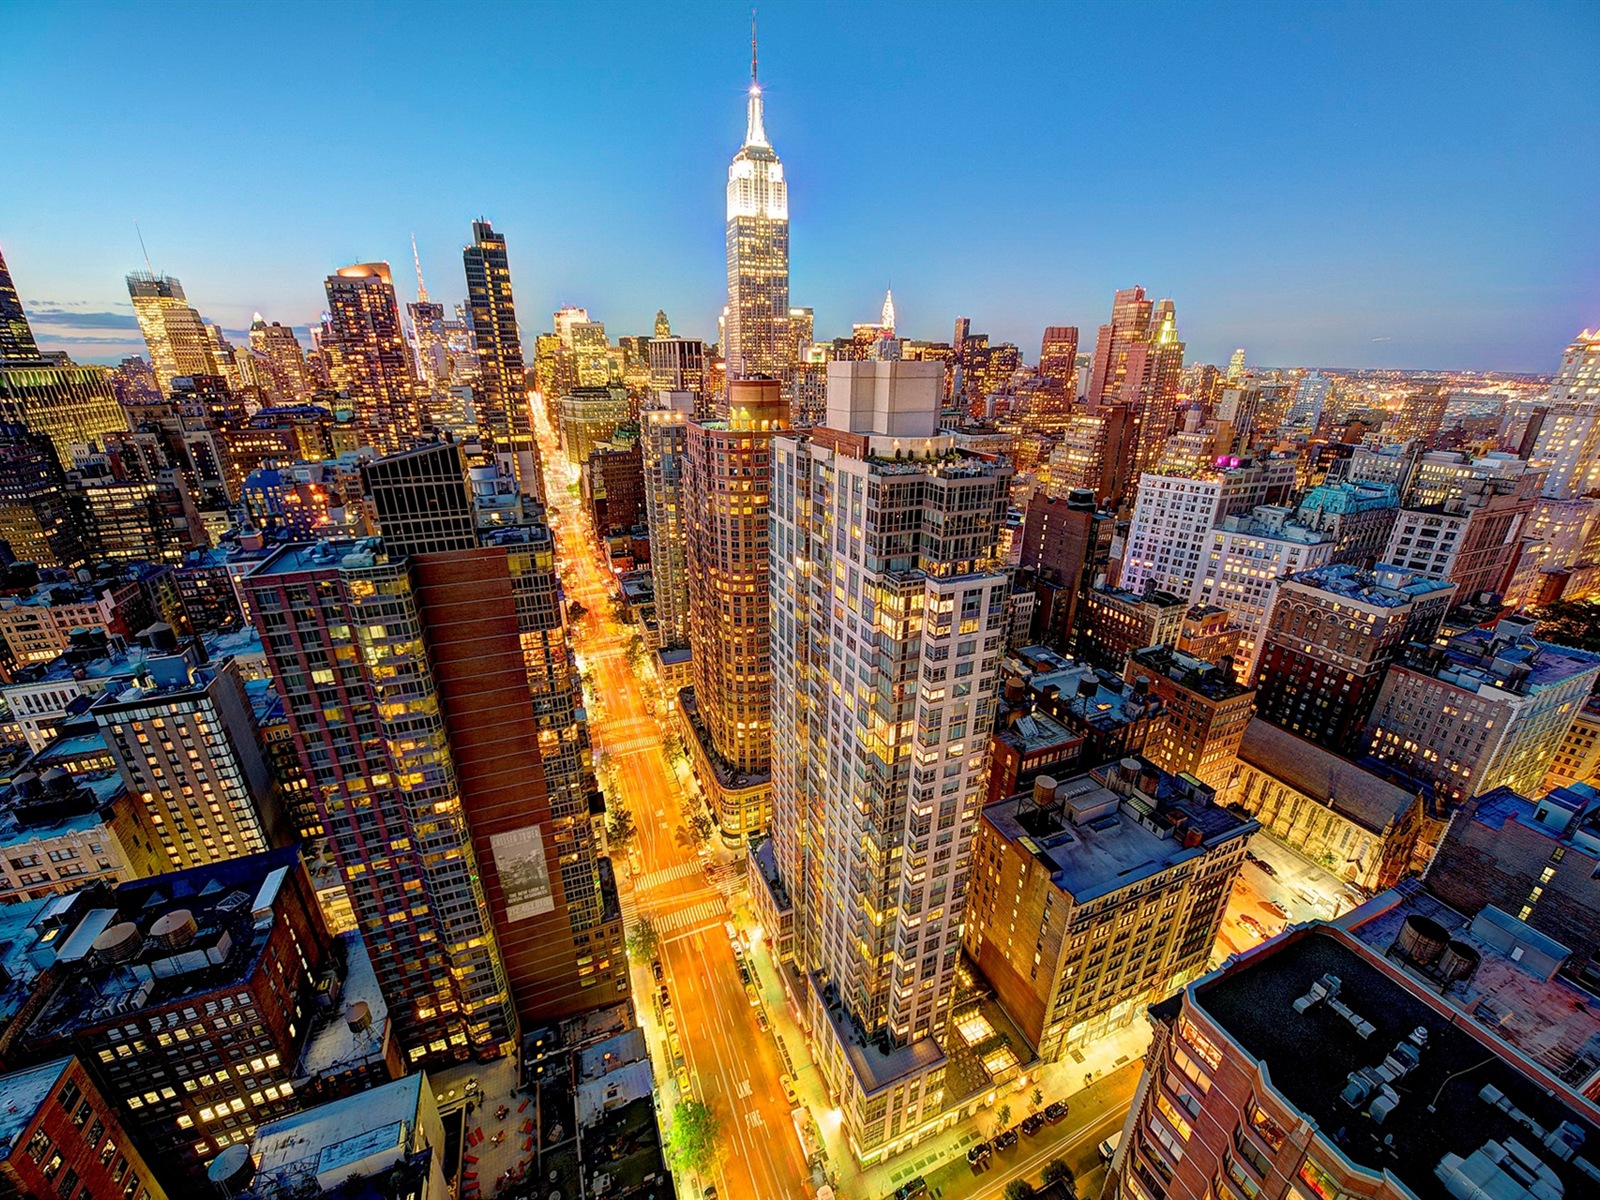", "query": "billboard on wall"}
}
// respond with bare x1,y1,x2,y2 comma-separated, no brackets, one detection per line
490,824,555,921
